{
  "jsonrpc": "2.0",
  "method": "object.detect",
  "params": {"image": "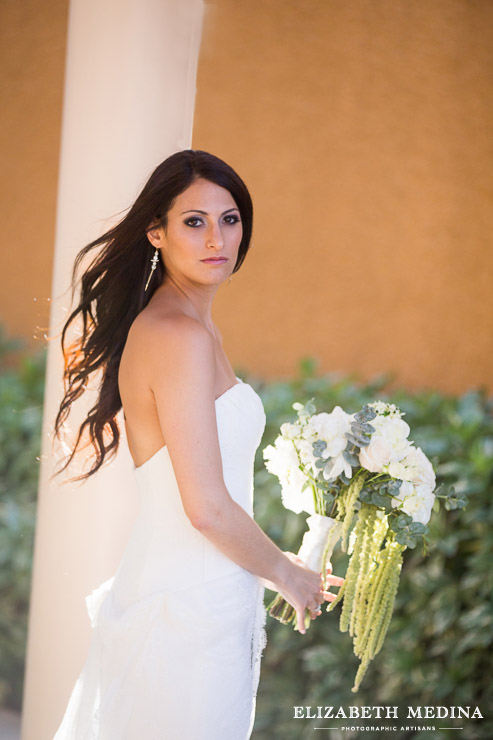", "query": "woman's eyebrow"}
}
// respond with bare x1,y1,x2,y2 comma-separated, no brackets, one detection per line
180,207,239,215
